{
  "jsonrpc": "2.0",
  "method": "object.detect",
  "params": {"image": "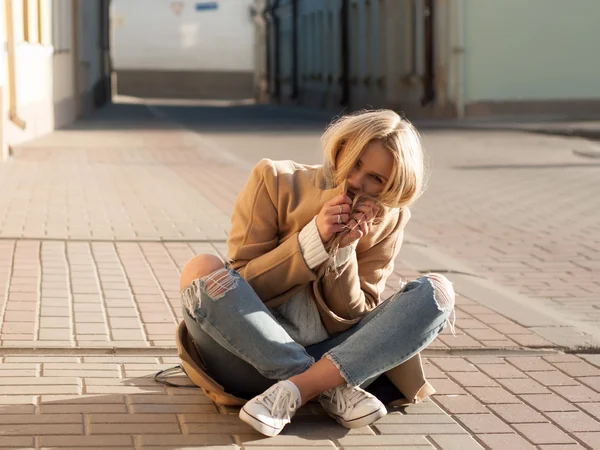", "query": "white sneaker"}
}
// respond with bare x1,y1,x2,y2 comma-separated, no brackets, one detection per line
239,380,302,436
320,384,387,428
